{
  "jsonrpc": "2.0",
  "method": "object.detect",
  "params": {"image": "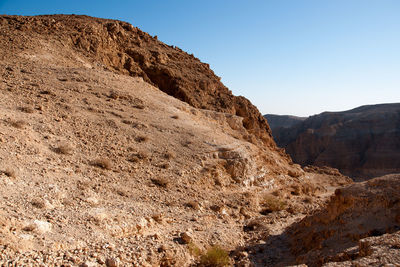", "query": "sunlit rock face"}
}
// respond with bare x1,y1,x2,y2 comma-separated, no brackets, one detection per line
266,103,400,180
